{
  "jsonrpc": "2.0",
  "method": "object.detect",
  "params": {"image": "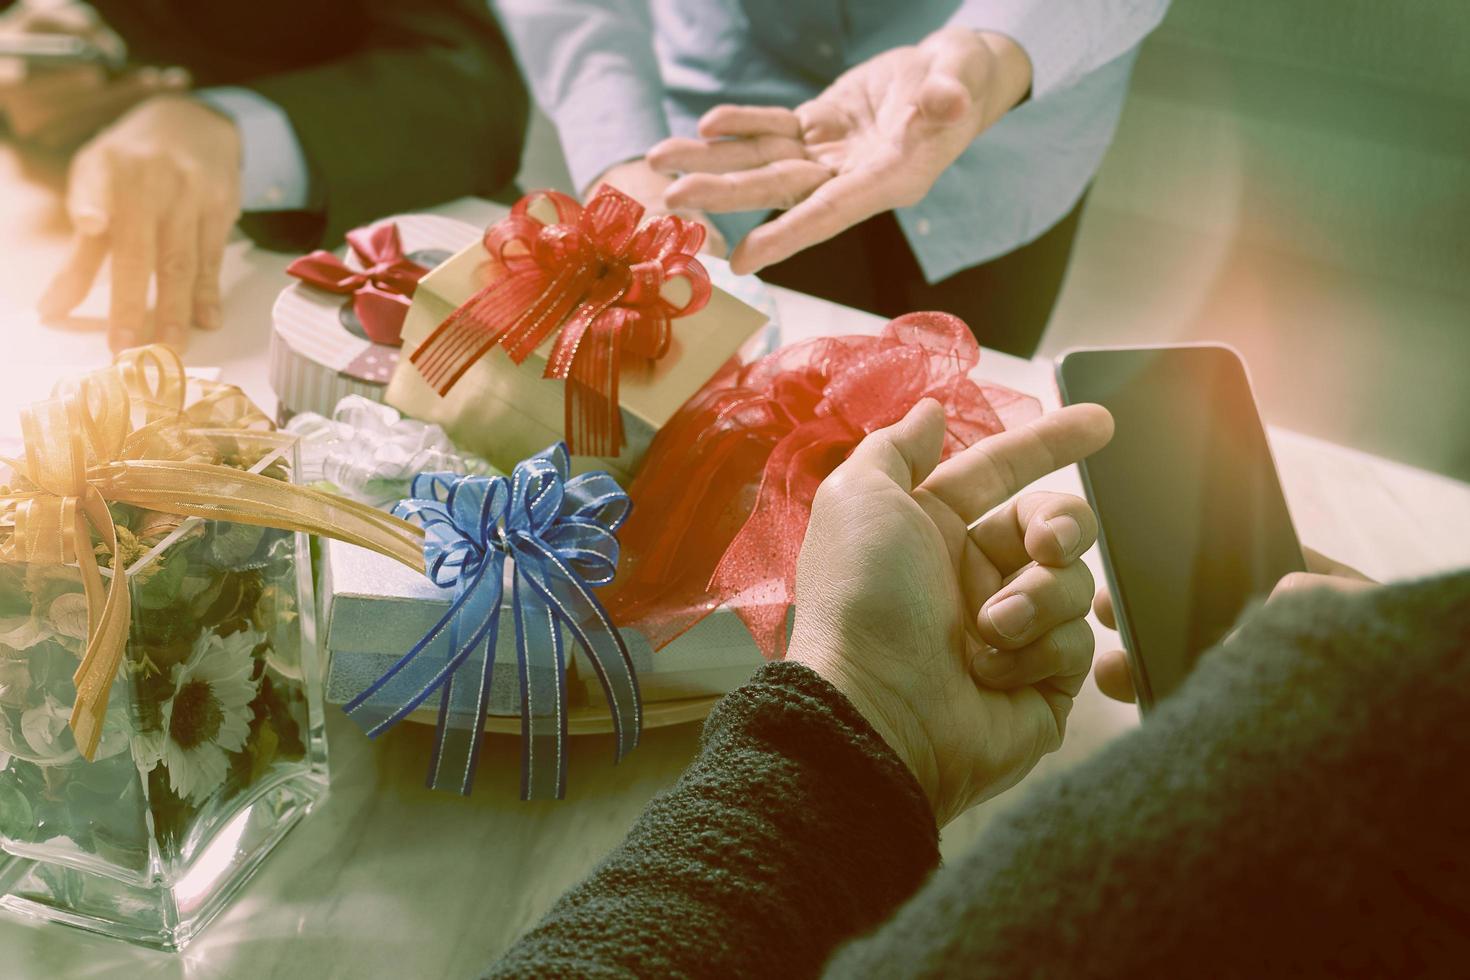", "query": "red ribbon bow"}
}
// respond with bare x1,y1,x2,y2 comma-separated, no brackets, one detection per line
408,185,712,458
287,222,429,347
604,312,1040,658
